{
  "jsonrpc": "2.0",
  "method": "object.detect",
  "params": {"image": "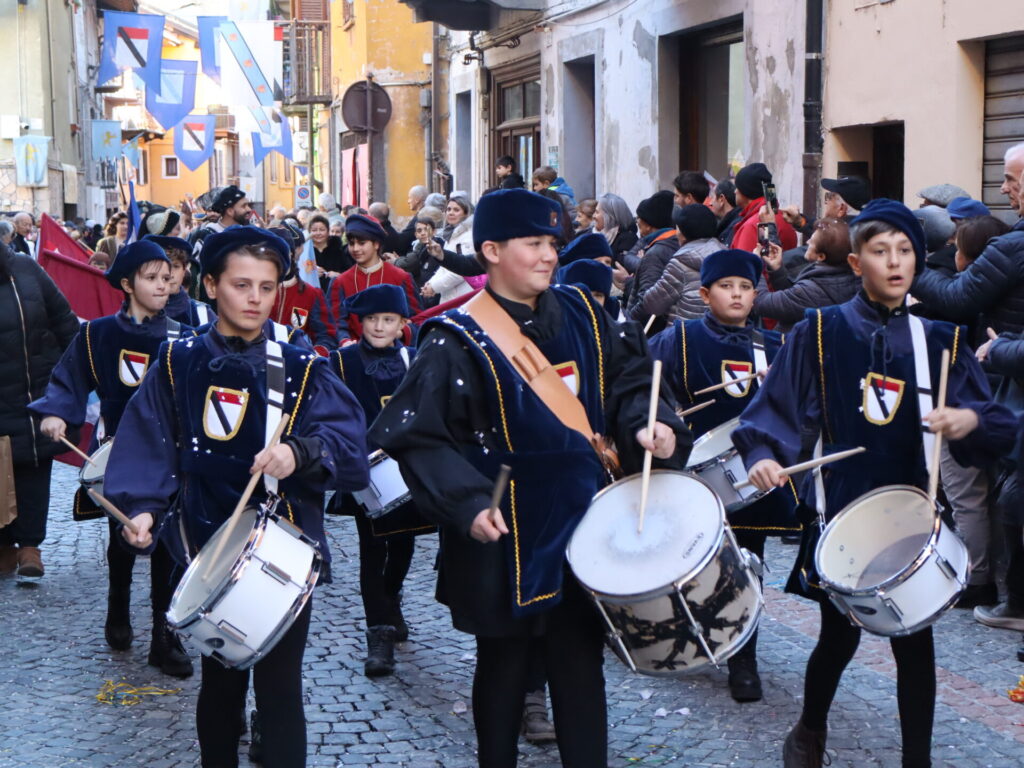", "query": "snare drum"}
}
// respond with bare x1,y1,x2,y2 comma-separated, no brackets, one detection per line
567,470,763,676
815,485,969,637
686,418,767,510
352,450,412,519
79,440,113,496
167,501,322,669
